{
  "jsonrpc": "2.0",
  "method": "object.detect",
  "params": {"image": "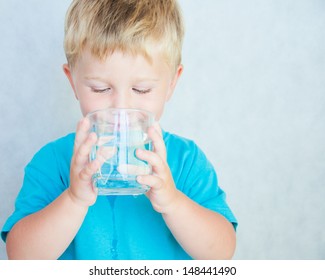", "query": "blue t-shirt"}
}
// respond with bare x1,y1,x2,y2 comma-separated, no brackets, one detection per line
1,131,237,259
